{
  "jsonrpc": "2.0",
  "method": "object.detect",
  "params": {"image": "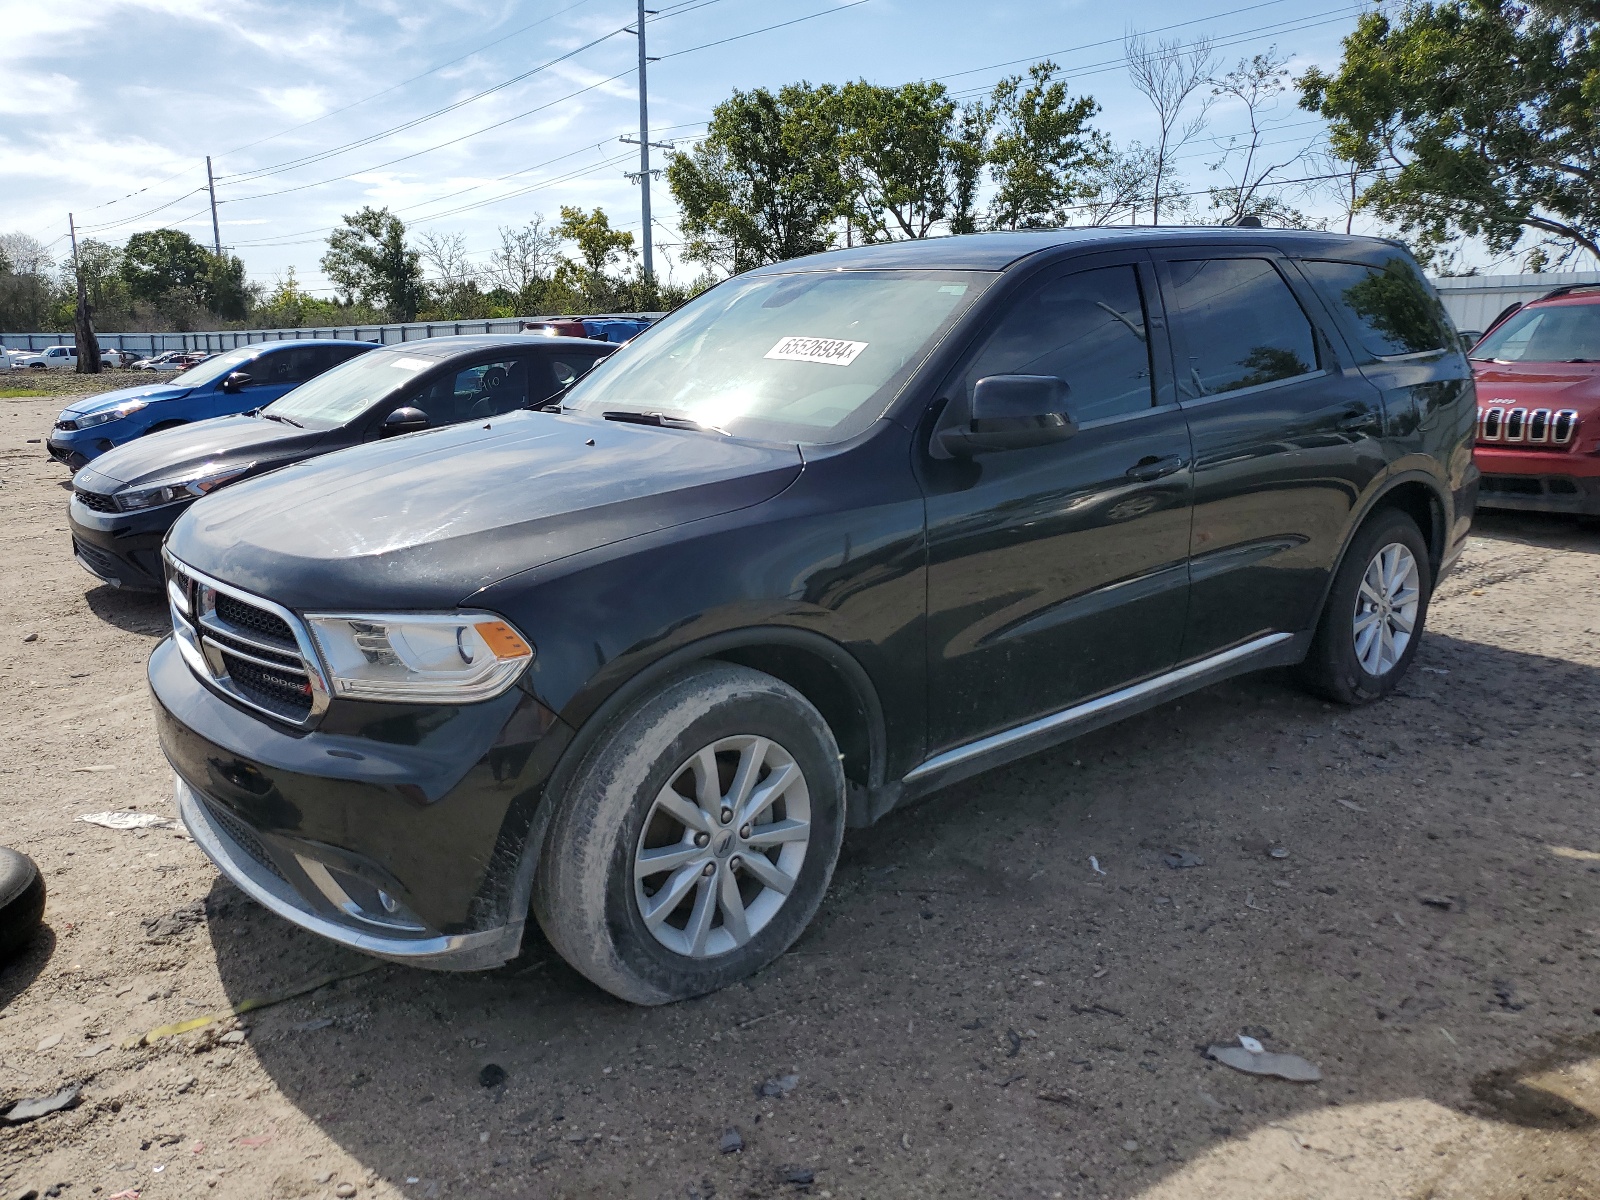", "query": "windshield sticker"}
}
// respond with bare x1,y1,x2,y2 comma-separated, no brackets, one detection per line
764,336,868,367
389,356,434,372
